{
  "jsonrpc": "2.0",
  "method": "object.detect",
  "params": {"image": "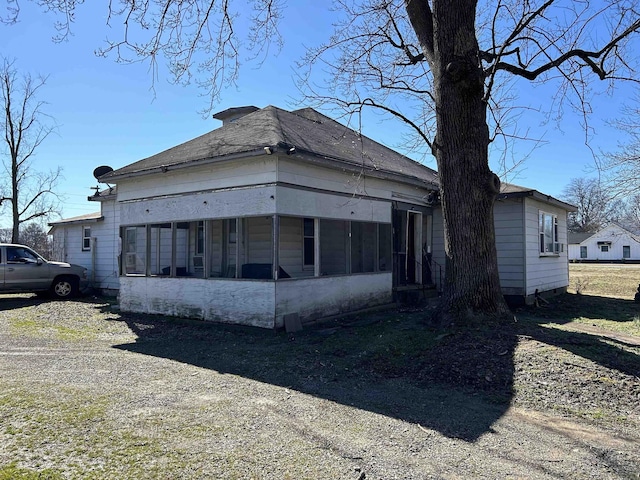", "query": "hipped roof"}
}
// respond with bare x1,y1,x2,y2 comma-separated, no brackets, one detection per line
100,106,439,186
